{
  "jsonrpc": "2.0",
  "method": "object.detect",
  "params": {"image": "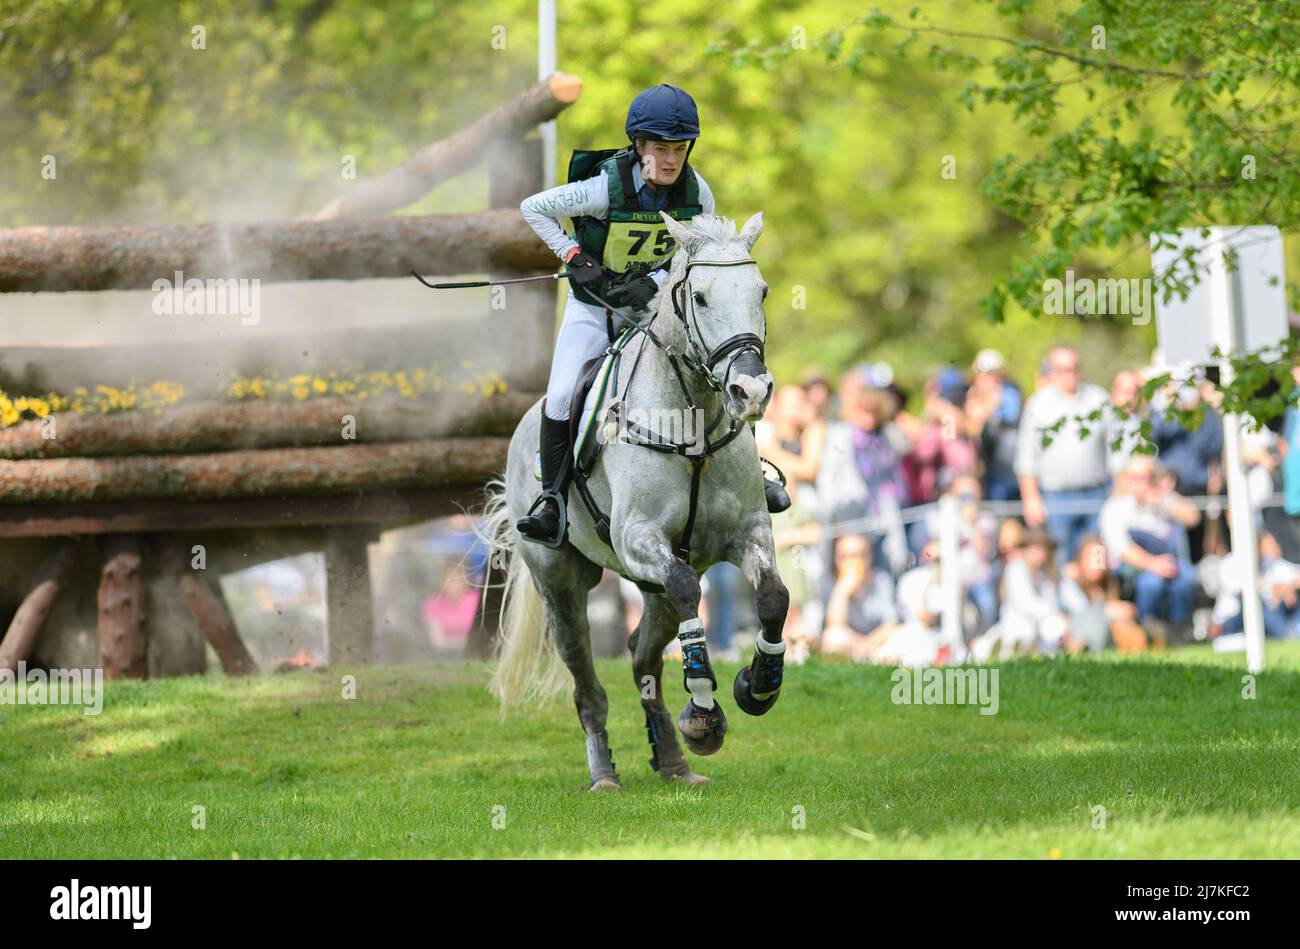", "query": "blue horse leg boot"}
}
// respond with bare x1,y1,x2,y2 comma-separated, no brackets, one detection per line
676,617,727,755
734,635,785,716
677,617,717,707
